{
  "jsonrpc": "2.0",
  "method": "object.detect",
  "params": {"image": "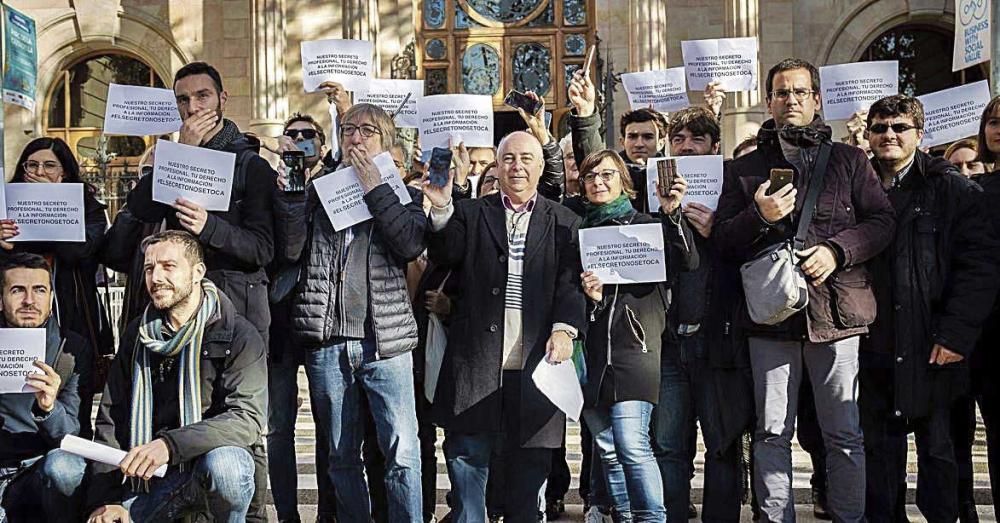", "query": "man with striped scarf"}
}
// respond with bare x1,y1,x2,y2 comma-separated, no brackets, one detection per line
85,230,267,523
